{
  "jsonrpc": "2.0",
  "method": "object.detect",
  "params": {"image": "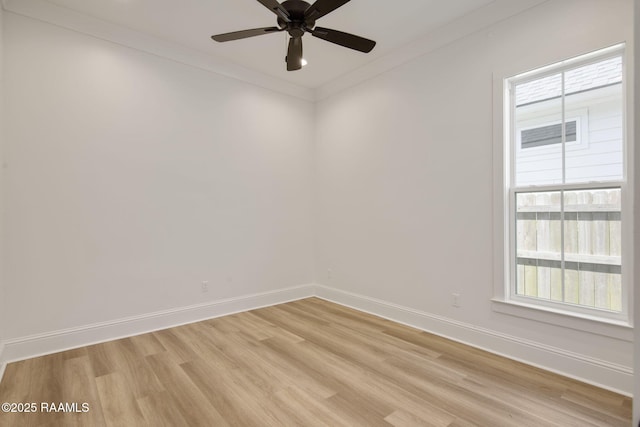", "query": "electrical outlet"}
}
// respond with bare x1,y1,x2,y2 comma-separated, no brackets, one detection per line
201,281,209,293
452,293,460,308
